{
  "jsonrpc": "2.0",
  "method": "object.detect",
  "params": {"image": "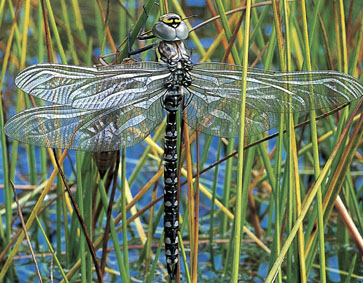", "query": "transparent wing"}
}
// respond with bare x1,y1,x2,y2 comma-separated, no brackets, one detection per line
186,62,363,137
15,62,170,109
4,92,165,151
